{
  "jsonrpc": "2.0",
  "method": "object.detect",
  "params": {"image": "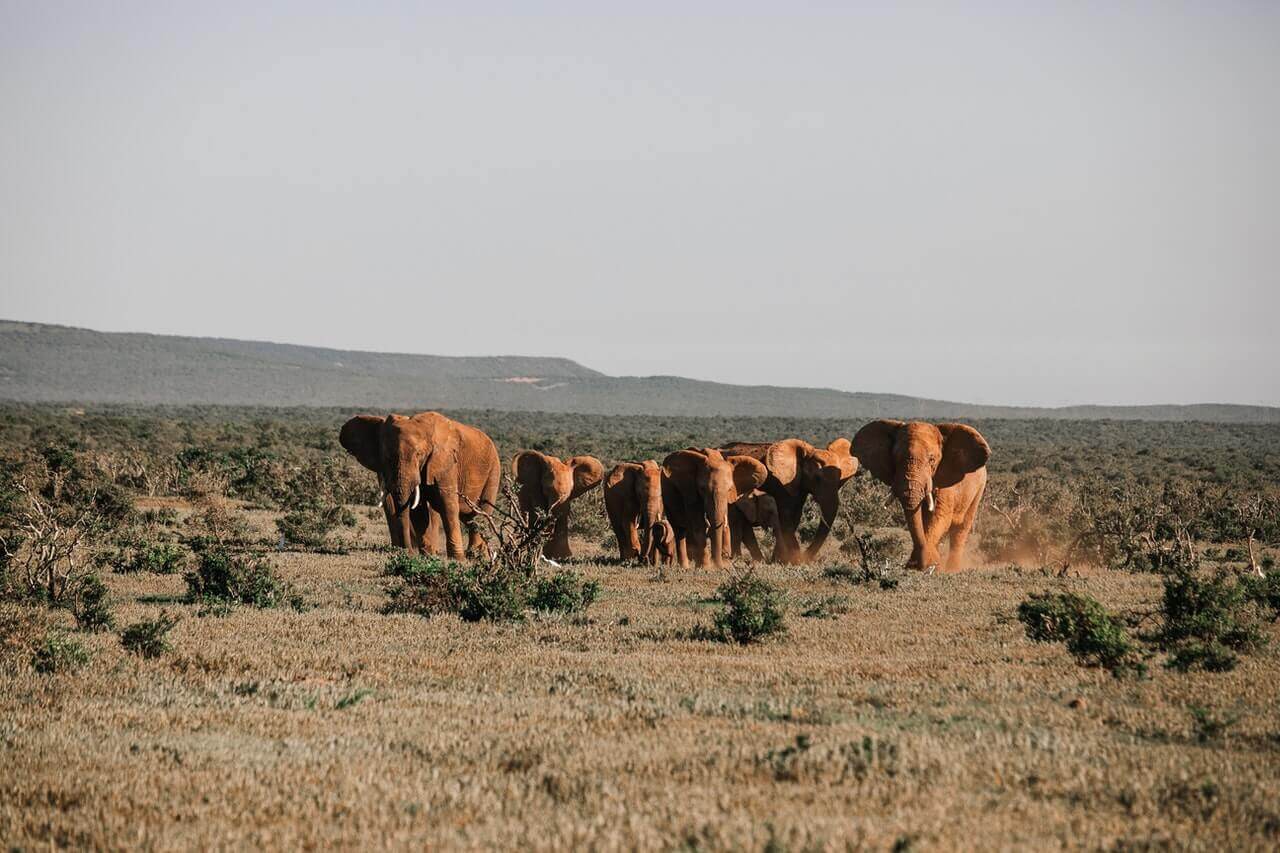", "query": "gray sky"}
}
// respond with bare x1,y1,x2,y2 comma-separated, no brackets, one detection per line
2,2,1277,407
